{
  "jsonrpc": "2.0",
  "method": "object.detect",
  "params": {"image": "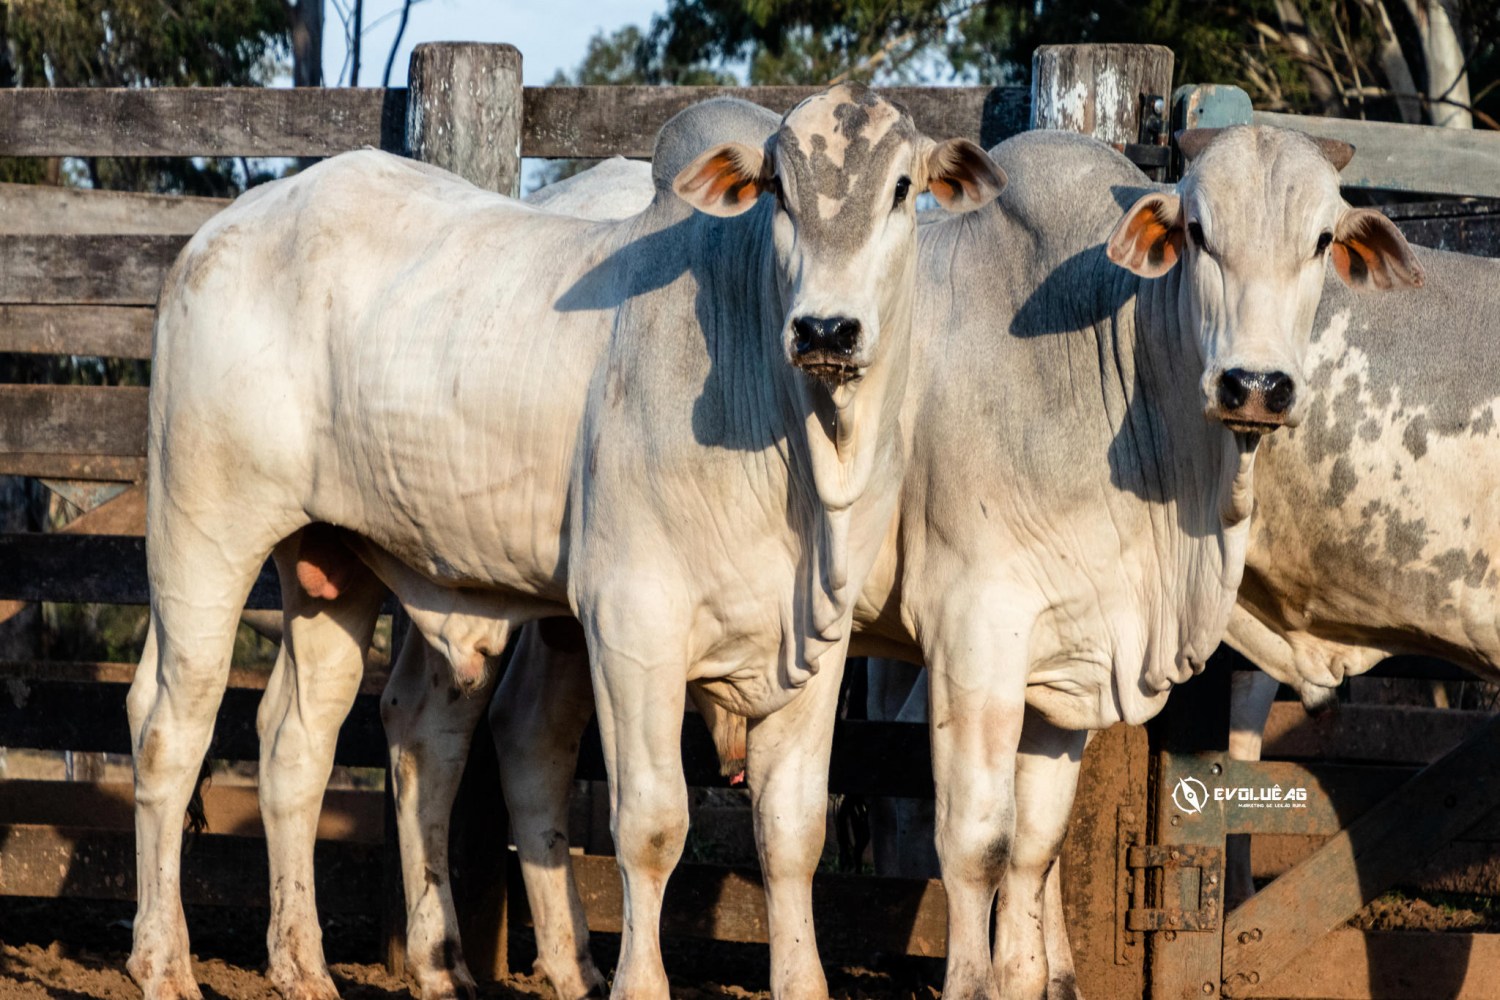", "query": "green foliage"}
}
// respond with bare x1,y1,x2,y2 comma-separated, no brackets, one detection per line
565,0,1498,126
